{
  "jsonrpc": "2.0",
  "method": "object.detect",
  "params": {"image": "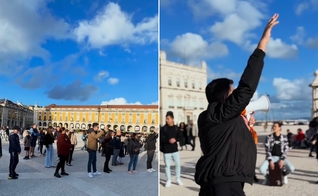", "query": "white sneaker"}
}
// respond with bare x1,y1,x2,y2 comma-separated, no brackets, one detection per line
151,168,156,172
165,180,171,187
283,176,288,184
93,171,101,175
88,172,93,178
176,178,183,186
147,169,153,172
